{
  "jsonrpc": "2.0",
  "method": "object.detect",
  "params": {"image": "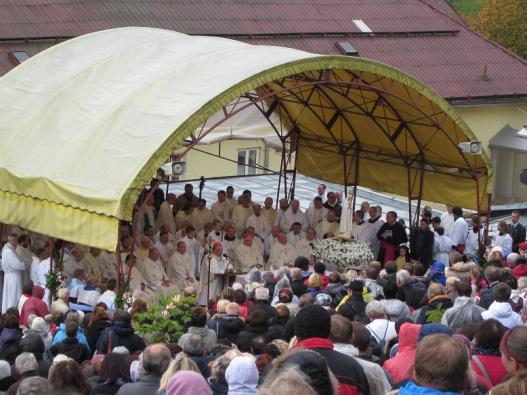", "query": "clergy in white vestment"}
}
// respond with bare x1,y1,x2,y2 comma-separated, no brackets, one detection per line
120,255,156,302
231,193,252,237
464,217,481,258
180,227,199,259
199,243,234,305
167,241,196,290
493,220,513,255
264,226,281,258
268,232,298,270
315,209,340,239
245,226,265,256
279,200,308,233
246,204,272,240
351,210,367,241
138,248,178,295
287,222,306,246
440,205,455,236
97,250,117,280
234,232,265,274
360,201,371,221
207,220,224,243
433,227,452,267
154,231,176,266
450,207,468,254
305,197,328,229
1,234,26,313
80,248,104,282
211,190,231,224
156,194,177,235
273,198,289,228
62,244,83,284
175,204,193,231
221,226,240,262
296,227,319,261
225,186,238,216
133,196,156,243
362,206,385,259
262,197,277,228
97,278,117,312
190,199,213,233
16,234,33,287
